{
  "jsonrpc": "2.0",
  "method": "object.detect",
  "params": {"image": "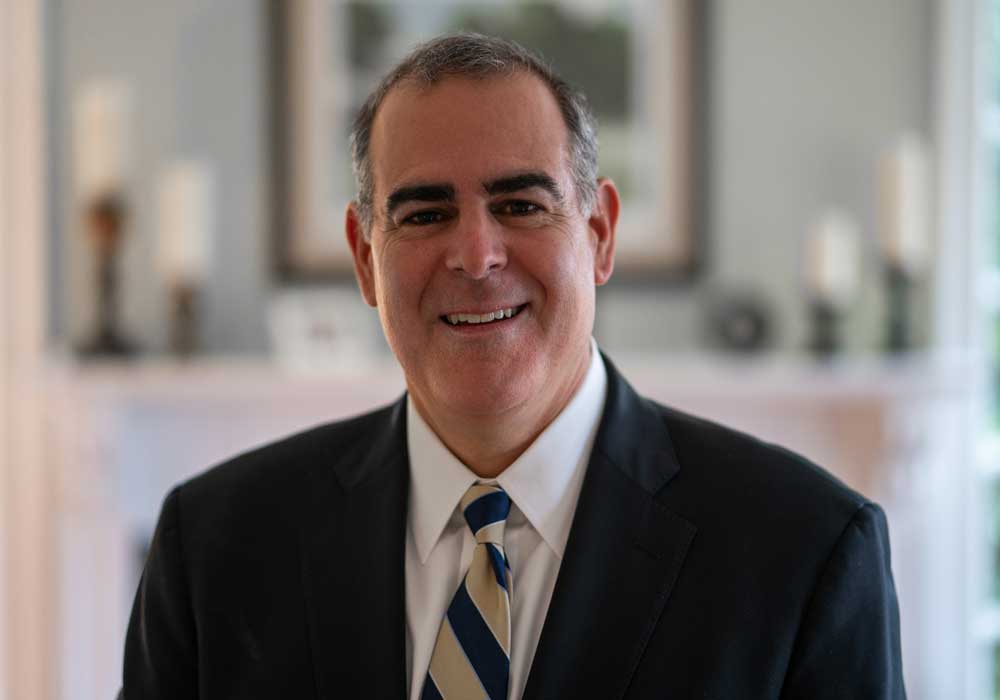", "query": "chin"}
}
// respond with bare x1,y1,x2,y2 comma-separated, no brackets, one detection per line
429,372,538,418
